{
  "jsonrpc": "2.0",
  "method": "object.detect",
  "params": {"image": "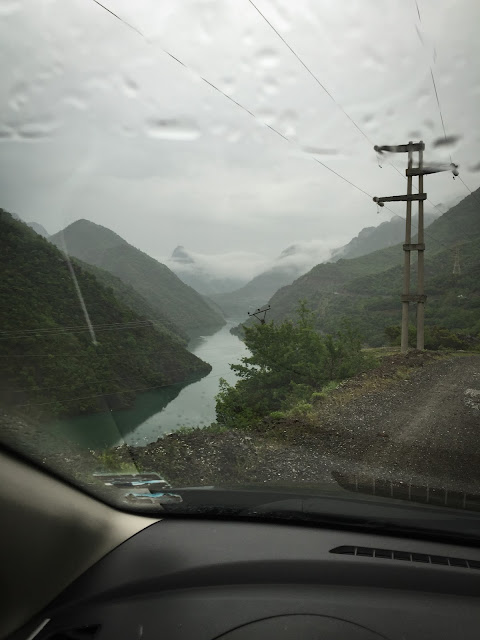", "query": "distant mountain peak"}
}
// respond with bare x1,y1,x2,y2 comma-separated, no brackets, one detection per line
171,245,195,264
278,244,301,259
